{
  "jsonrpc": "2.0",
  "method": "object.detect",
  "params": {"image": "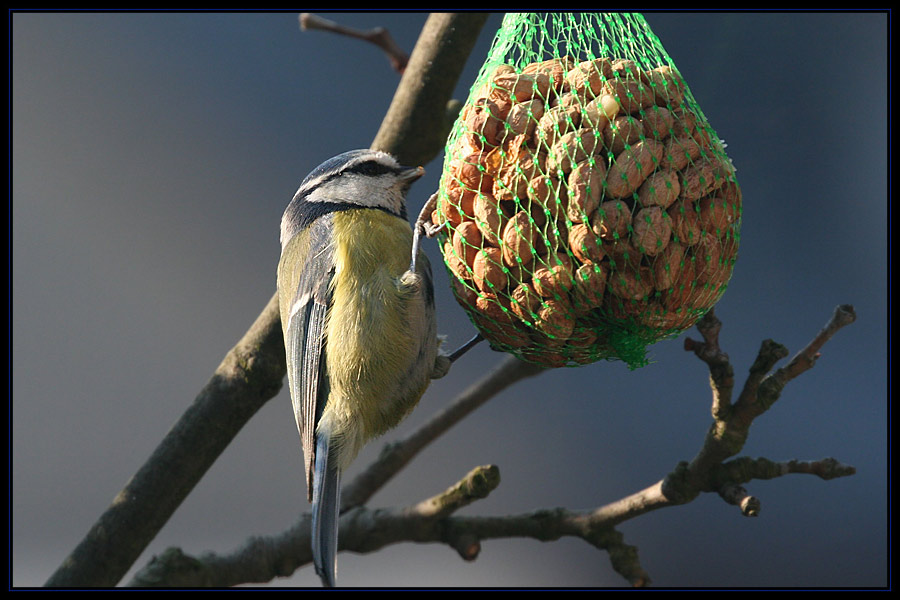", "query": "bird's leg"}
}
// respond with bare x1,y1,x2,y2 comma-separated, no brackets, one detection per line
448,333,484,363
410,192,442,273
431,333,484,379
